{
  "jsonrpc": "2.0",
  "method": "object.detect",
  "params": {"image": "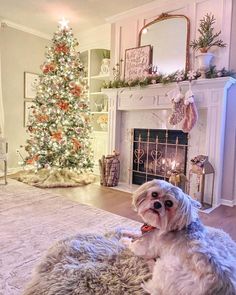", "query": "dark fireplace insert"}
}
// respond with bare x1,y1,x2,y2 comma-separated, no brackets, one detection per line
132,129,188,185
